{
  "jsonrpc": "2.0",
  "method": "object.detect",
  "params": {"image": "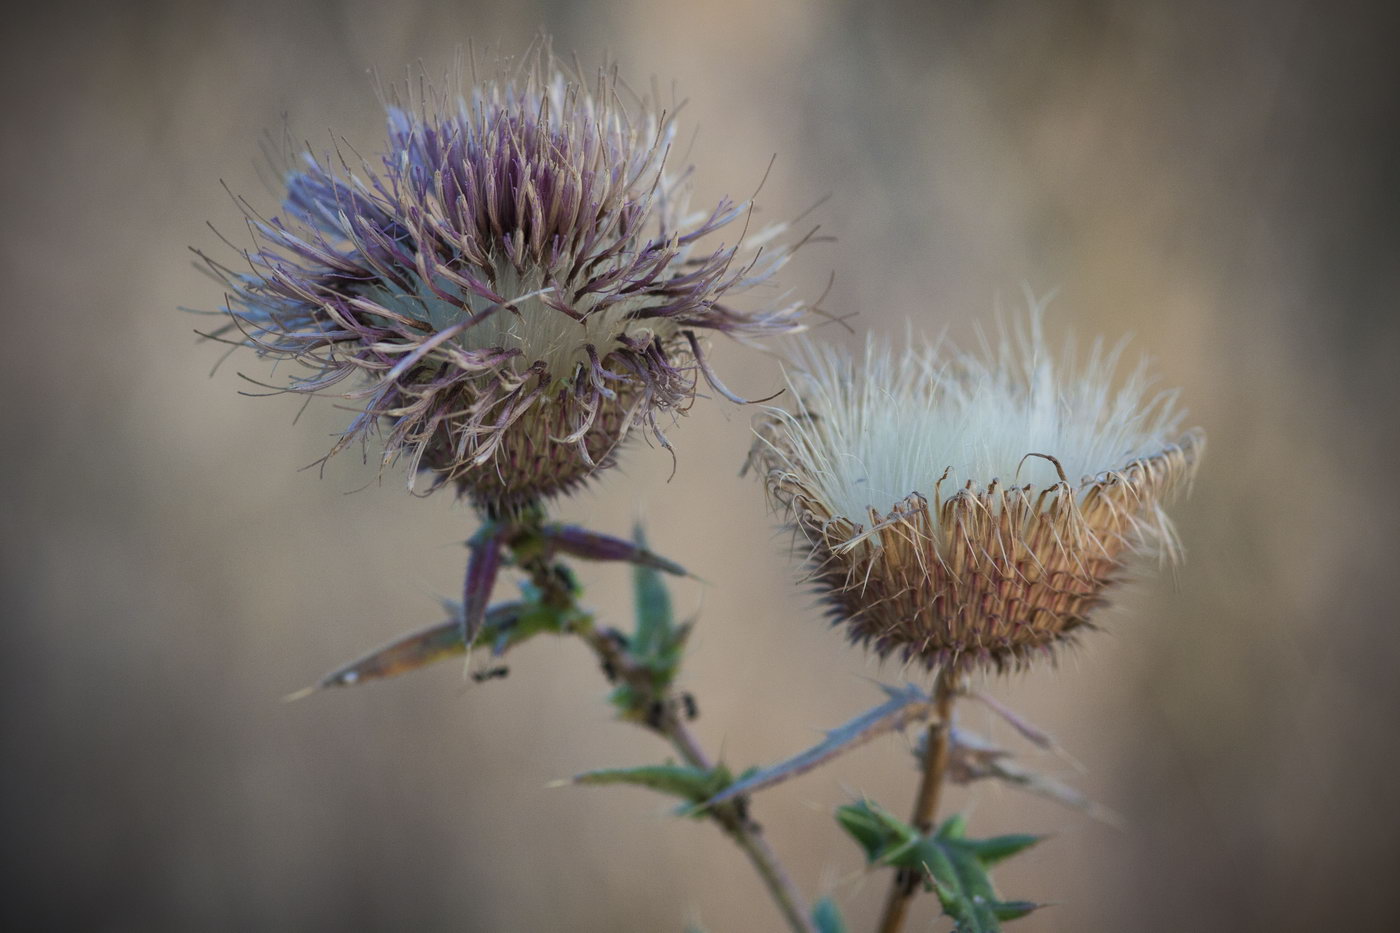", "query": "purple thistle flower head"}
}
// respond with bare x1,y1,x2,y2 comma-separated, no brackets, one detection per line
204,54,803,511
